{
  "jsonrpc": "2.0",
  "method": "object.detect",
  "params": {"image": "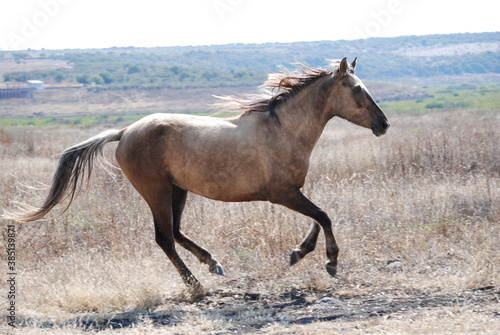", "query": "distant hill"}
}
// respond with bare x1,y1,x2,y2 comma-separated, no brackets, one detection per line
1,32,498,89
